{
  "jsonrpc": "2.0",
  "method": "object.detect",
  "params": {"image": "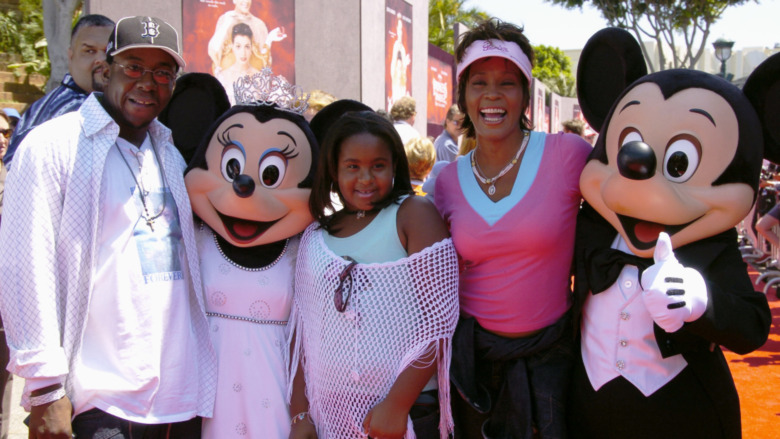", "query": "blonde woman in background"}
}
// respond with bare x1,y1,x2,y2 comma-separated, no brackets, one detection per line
303,89,336,121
